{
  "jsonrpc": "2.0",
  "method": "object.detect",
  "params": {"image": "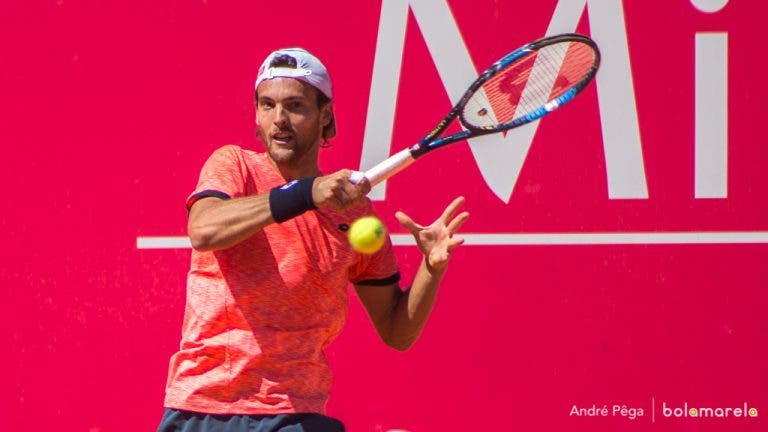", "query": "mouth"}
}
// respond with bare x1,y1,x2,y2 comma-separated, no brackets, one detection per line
271,131,295,147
